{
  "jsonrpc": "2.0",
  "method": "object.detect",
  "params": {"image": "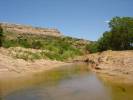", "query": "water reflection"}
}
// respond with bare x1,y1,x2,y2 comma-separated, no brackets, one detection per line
0,63,133,100
107,83,133,100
